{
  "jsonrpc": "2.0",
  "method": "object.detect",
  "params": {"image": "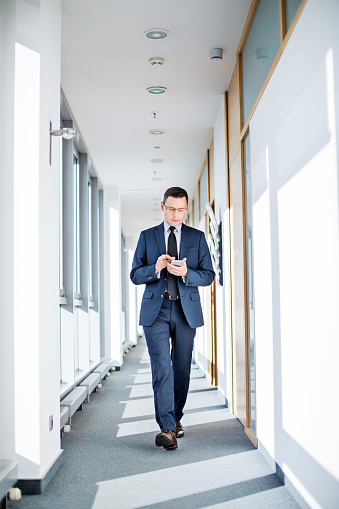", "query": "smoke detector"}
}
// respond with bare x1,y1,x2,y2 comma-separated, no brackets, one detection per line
210,48,223,61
